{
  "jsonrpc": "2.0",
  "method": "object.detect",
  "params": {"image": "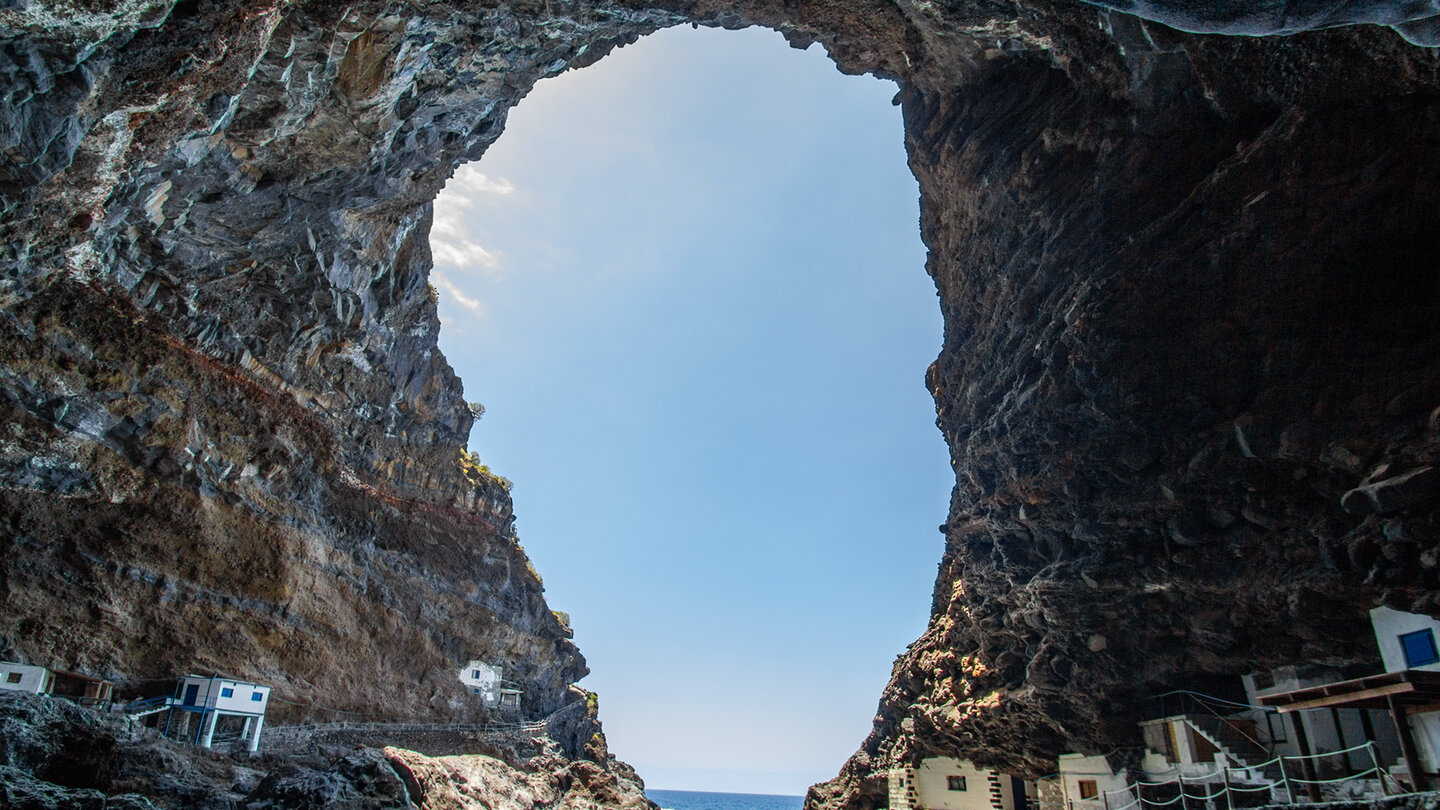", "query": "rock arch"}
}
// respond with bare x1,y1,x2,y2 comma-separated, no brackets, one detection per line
3,0,1440,806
